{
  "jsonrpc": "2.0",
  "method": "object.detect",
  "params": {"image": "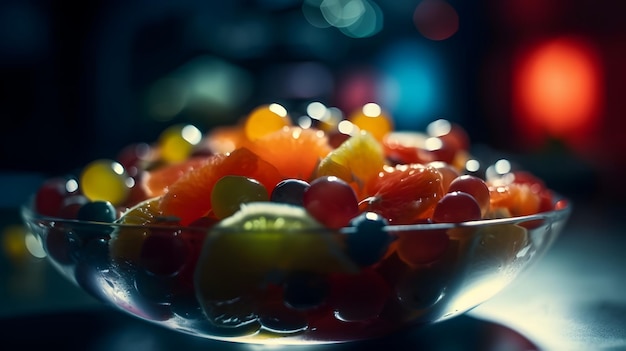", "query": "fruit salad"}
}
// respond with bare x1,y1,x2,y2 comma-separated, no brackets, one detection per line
26,103,568,344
